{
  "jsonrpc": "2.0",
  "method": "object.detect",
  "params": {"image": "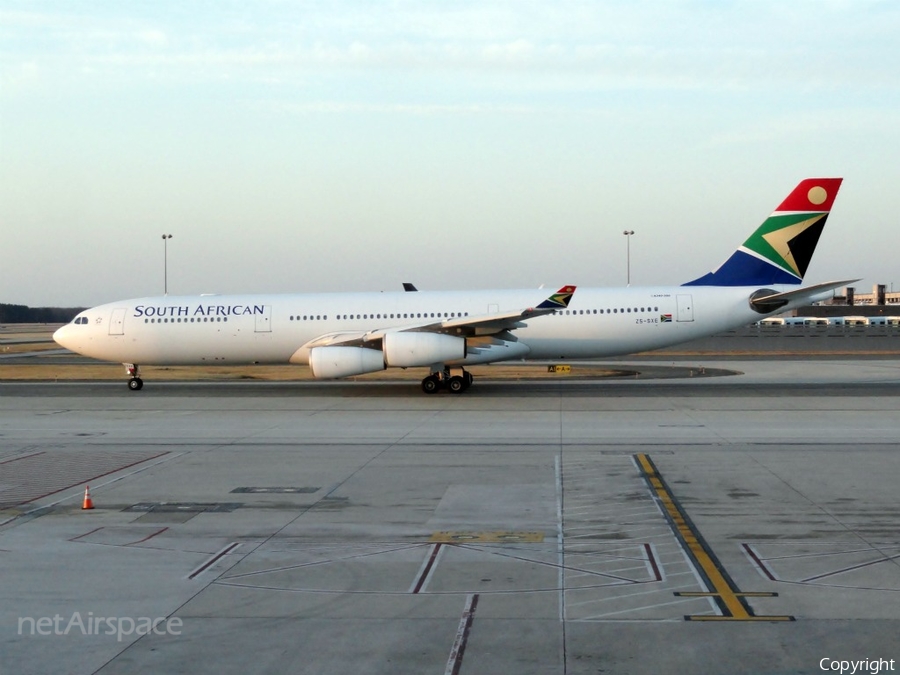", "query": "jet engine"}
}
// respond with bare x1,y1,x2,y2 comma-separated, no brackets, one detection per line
383,332,466,367
309,346,385,379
